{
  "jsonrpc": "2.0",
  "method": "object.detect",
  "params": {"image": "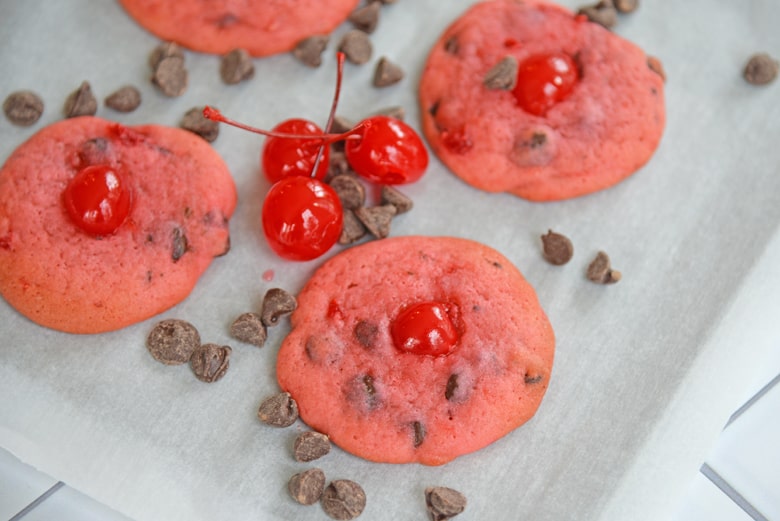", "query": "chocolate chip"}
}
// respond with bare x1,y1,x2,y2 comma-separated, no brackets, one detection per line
190,343,231,383
77,138,113,167
331,116,356,135
327,150,353,179
230,312,268,347
258,392,299,427
577,1,618,29
321,480,366,520
220,48,255,84
330,174,366,210
289,468,326,505
444,35,460,55
483,56,518,90
338,30,372,65
171,227,189,261
586,251,622,284
524,373,543,384
3,90,44,126
354,320,379,348
743,53,779,85
181,106,220,142
425,487,467,521
149,41,184,71
362,374,377,398
104,85,141,113
373,57,404,87
339,209,368,245
152,56,188,97
354,204,397,239
647,56,666,82
349,2,381,33
293,35,330,68
146,319,201,365
294,431,331,462
445,374,459,401
614,0,639,13
63,81,97,118
261,288,297,327
380,185,413,214
541,230,574,265
412,421,426,447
